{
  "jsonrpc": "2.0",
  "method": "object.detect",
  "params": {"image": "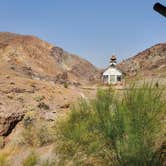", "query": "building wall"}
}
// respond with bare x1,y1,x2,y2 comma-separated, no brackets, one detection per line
102,75,122,84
